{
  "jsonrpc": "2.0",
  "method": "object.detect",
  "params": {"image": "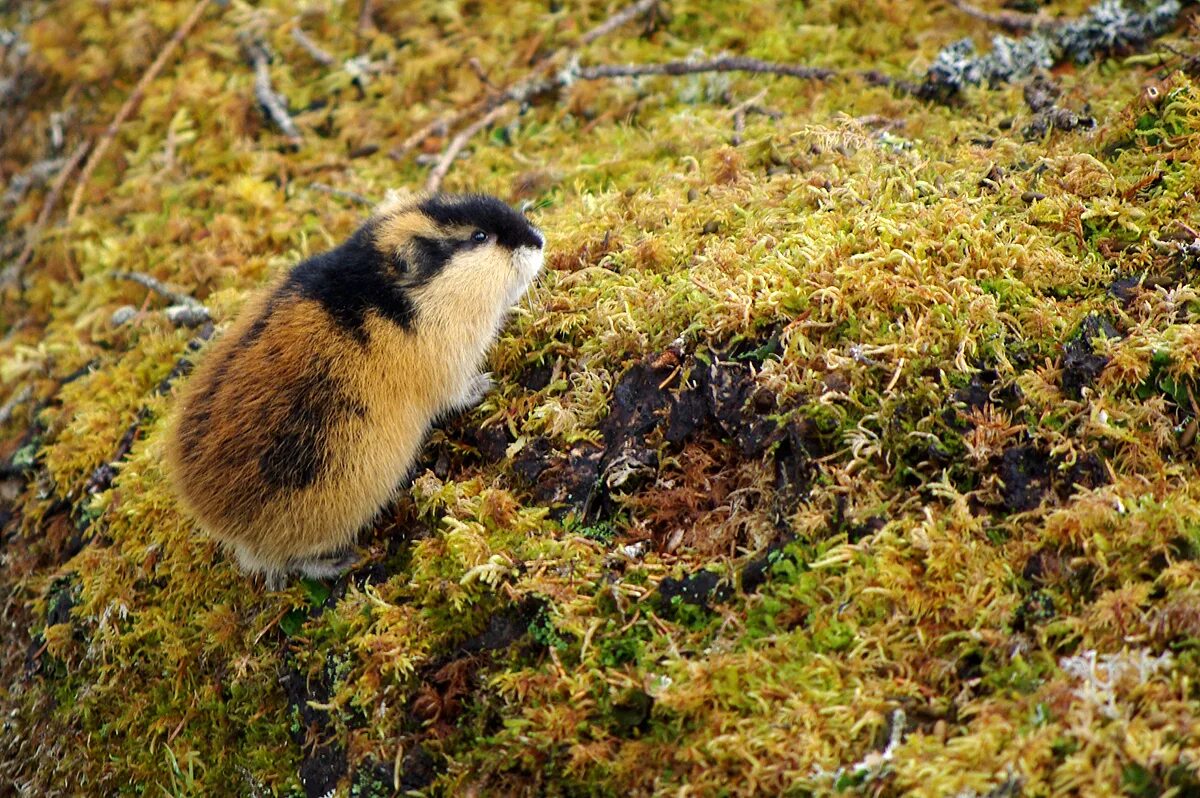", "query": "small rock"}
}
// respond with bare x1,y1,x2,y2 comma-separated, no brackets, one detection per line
110,305,137,326
165,303,211,328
